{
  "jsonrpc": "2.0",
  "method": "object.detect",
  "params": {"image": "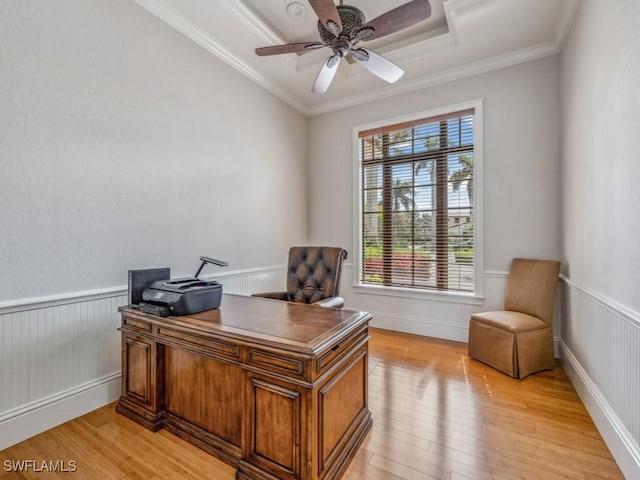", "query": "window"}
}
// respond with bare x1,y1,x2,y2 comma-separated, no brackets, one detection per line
356,103,480,296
